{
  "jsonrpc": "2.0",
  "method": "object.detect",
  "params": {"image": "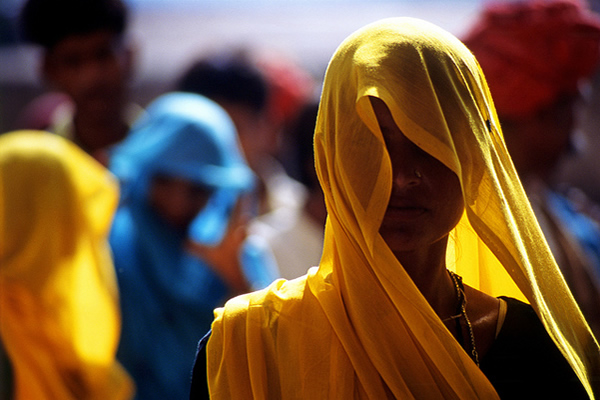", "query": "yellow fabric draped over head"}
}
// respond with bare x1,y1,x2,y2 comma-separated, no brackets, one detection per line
208,18,599,398
0,131,133,399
